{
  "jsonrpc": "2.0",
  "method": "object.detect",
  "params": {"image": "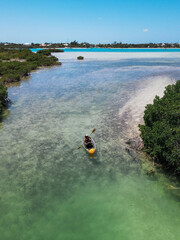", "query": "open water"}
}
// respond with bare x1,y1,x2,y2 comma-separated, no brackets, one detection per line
0,54,180,240
30,48,180,53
